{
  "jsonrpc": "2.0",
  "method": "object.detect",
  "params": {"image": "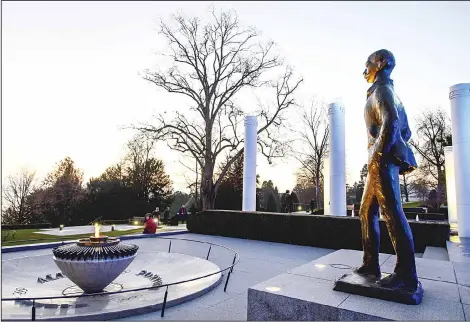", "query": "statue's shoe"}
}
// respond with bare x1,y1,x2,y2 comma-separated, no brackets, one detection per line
377,272,419,291
353,264,381,279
